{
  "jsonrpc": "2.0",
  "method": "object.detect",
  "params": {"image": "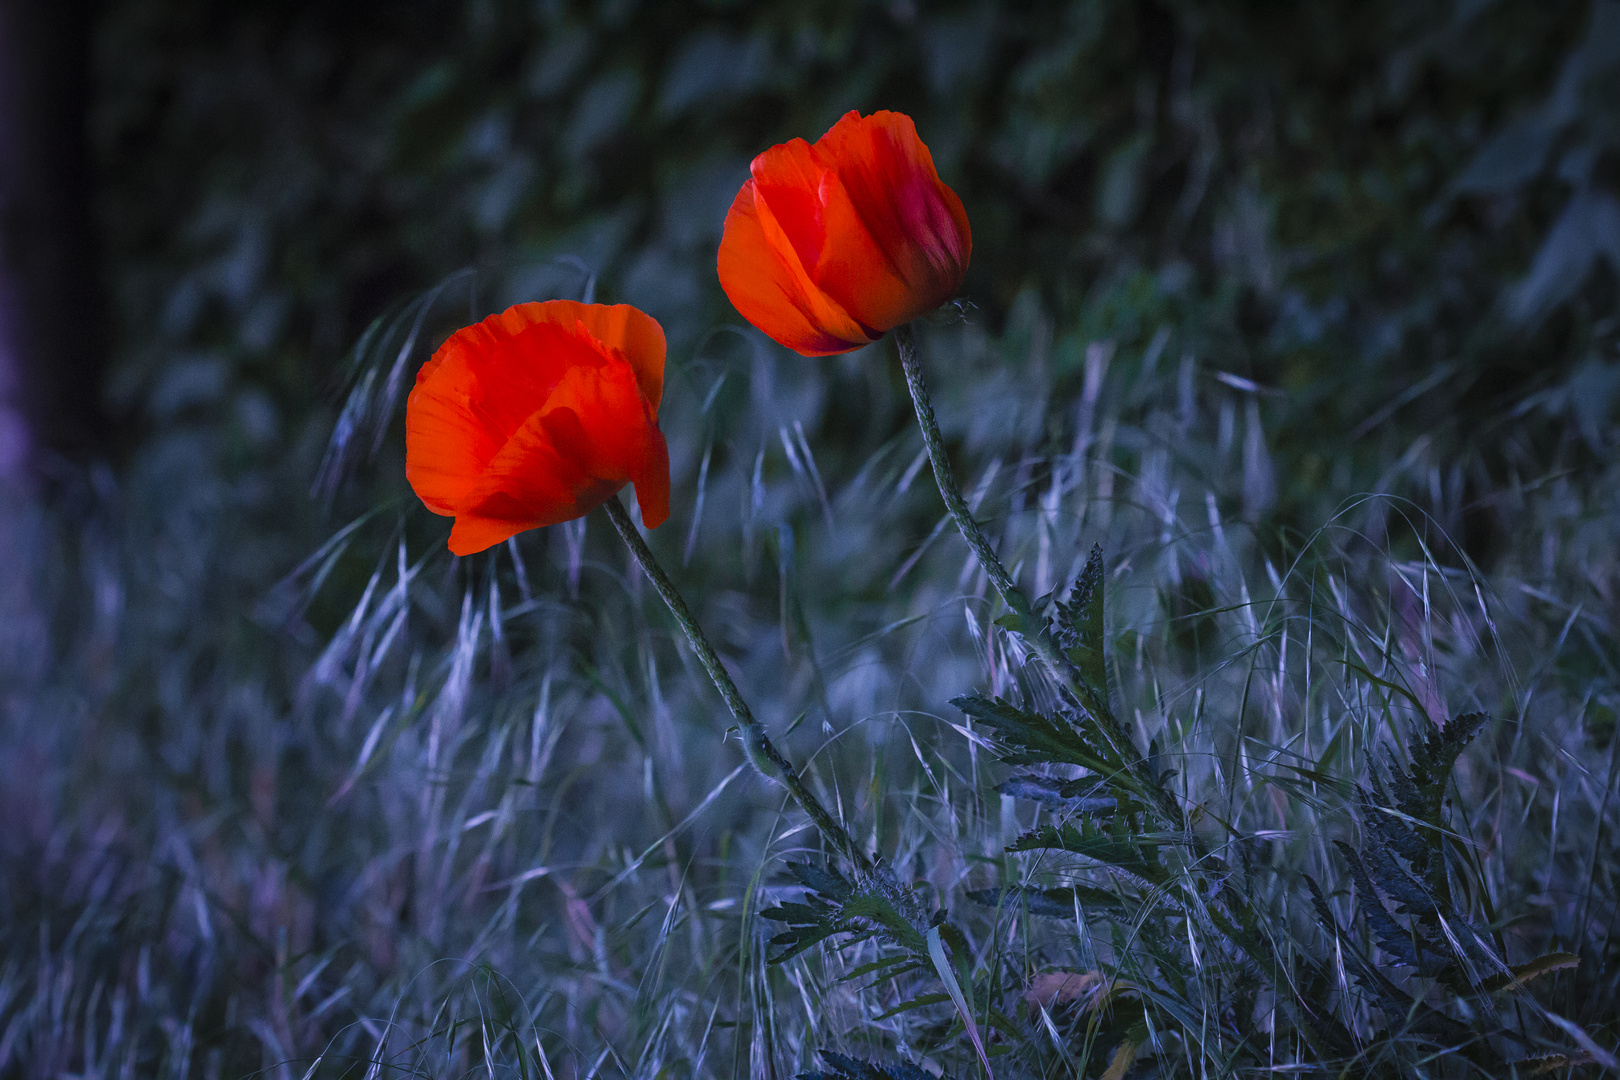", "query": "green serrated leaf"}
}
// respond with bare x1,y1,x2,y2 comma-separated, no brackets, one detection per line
1006,822,1169,884
801,1050,941,1080
952,693,1120,775
967,884,1128,917
788,860,853,898
841,894,928,953
1058,545,1110,698
1483,952,1579,994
